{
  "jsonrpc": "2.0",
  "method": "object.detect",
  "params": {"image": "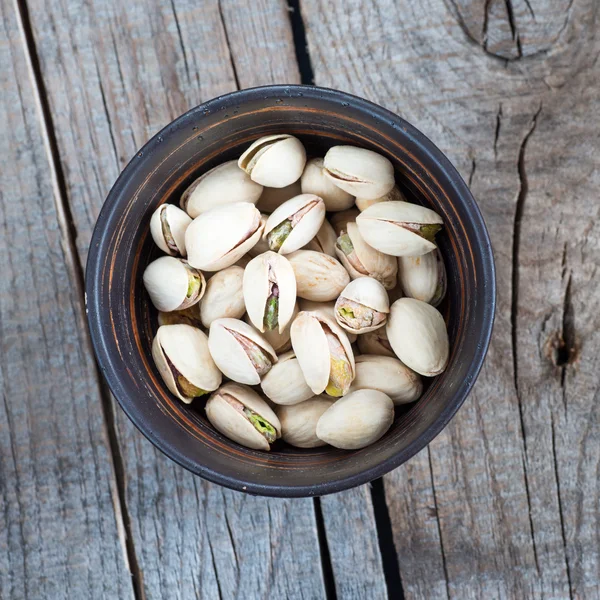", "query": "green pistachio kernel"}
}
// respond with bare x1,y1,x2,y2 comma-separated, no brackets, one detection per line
336,233,354,256
177,375,207,398
264,296,279,331
326,356,353,397
187,274,201,298
244,408,277,443
418,223,442,243
267,220,293,251
339,306,355,320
